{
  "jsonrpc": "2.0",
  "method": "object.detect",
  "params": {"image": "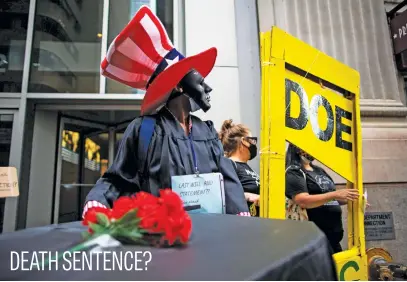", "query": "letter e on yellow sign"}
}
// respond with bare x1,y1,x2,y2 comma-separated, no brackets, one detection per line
0,167,19,198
